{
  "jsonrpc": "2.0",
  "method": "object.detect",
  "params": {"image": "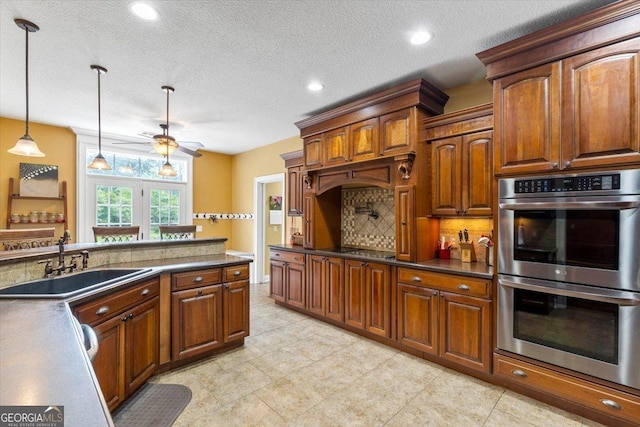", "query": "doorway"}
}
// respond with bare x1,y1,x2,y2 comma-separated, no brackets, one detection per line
253,173,285,283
